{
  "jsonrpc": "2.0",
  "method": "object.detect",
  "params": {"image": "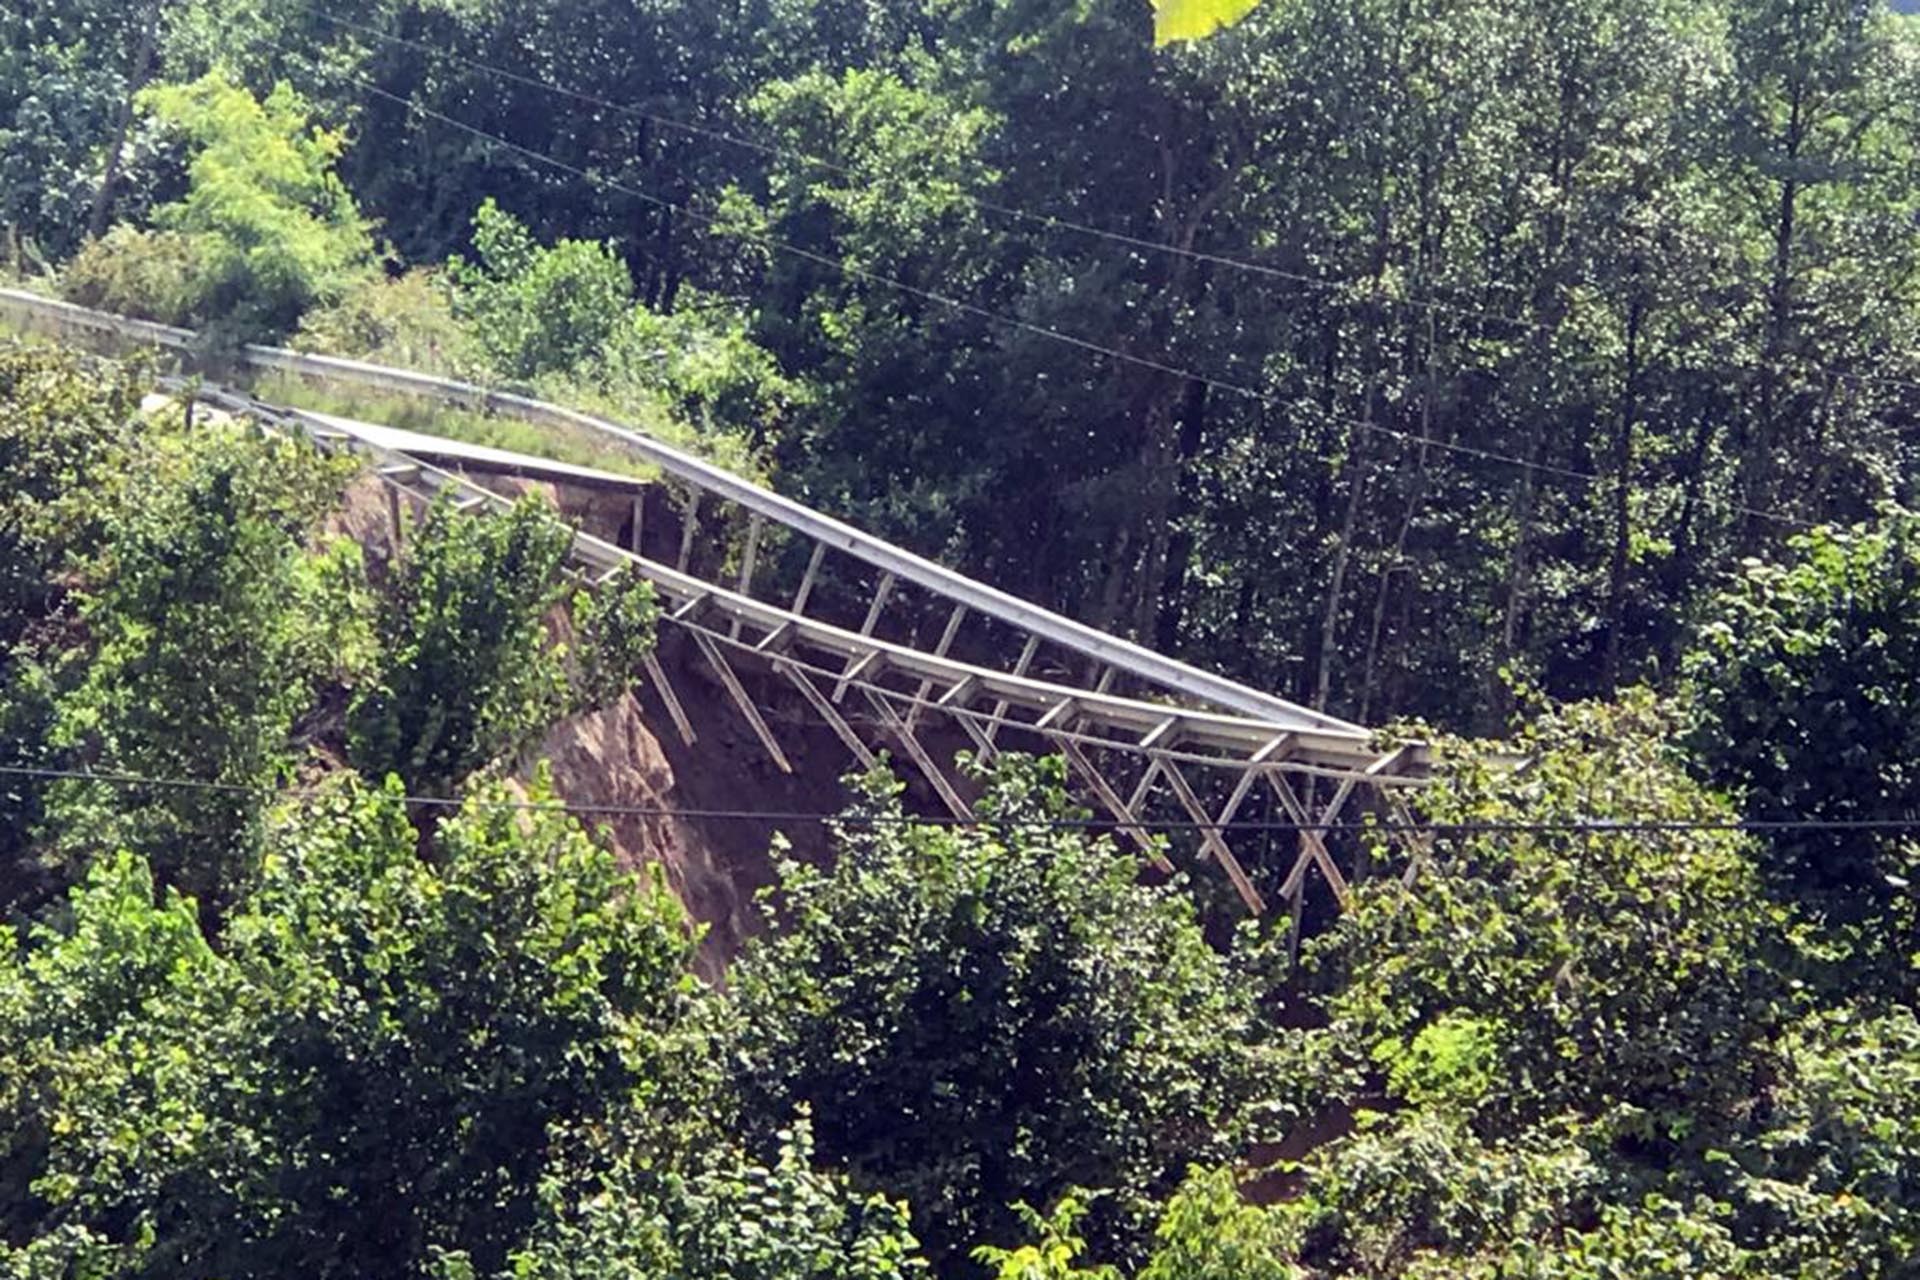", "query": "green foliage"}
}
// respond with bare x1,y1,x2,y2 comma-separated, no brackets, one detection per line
43,413,359,902
734,64,1008,557
510,1113,927,1280
974,1199,1120,1280
1153,0,1266,46
728,757,1273,1271
572,565,660,708
348,493,657,797
444,200,786,462
1135,1168,1298,1280
1276,1112,1607,1275
1724,1006,1920,1276
0,344,138,913
1685,513,1920,1000
1434,1195,1752,1279
292,266,479,377
1371,1011,1502,1112
112,71,373,335
1312,694,1787,1144
57,226,204,328
0,776,719,1279
0,343,139,637
348,495,578,795
450,198,635,381
976,1174,1304,1280
0,0,157,262
13,5,1920,1274
598,290,807,442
